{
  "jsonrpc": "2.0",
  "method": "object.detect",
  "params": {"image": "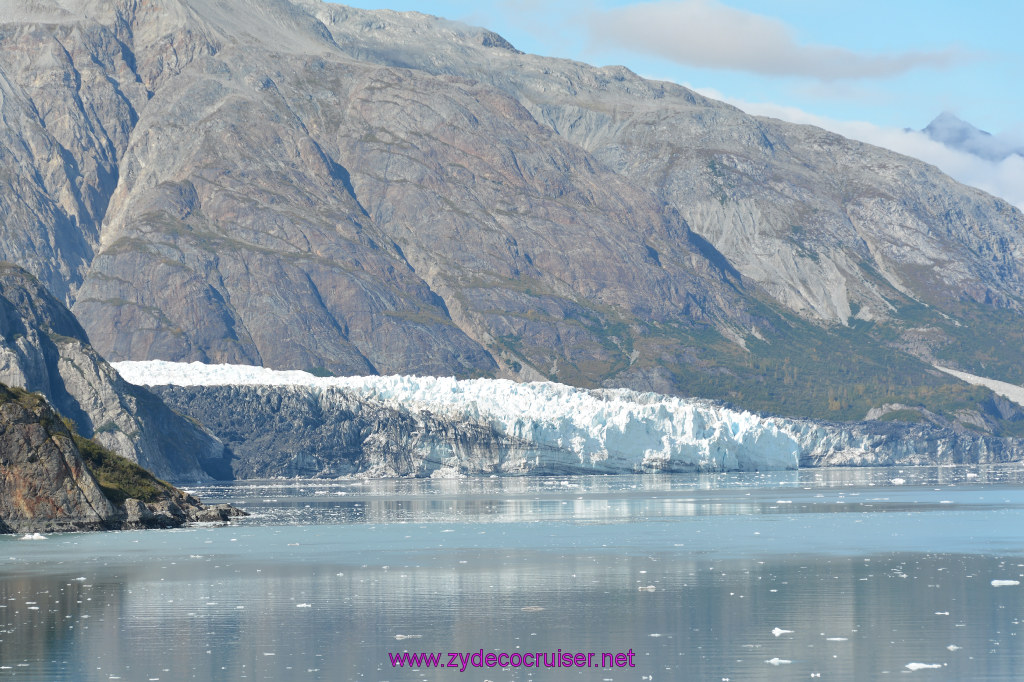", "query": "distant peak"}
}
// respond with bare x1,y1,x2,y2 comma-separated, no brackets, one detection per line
480,29,521,54
922,112,1023,162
